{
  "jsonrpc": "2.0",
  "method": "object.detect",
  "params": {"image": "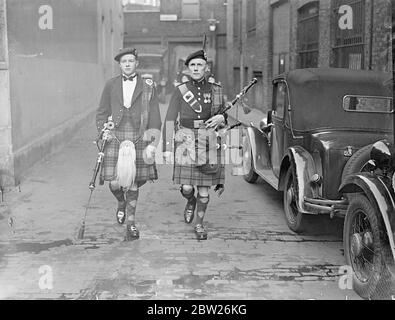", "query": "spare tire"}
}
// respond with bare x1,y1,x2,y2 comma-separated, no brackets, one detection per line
341,144,372,182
